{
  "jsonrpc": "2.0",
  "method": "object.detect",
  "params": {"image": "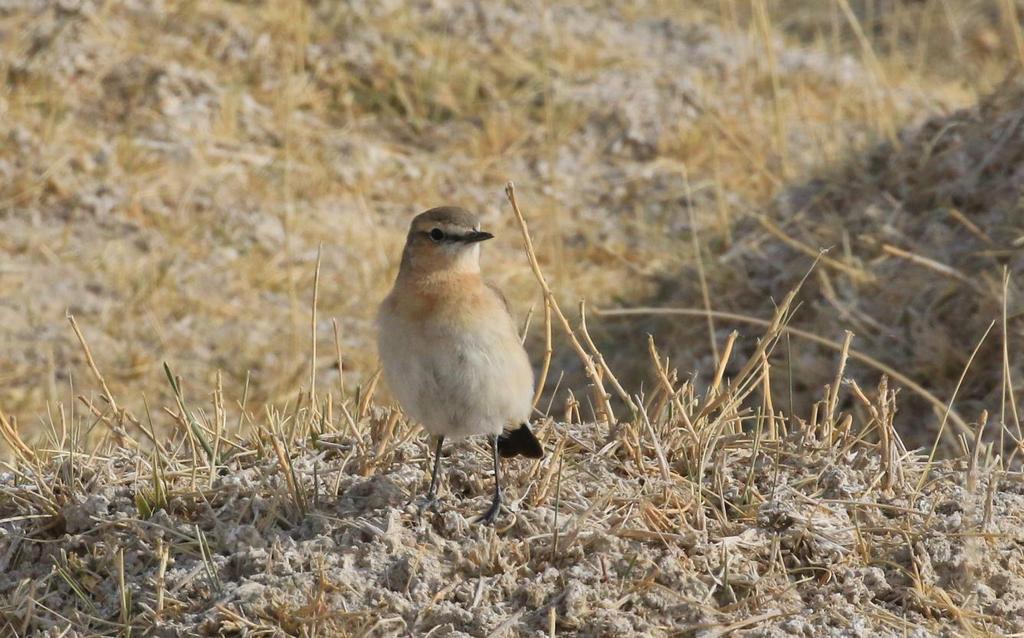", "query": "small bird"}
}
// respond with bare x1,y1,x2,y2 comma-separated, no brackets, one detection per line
377,206,544,523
